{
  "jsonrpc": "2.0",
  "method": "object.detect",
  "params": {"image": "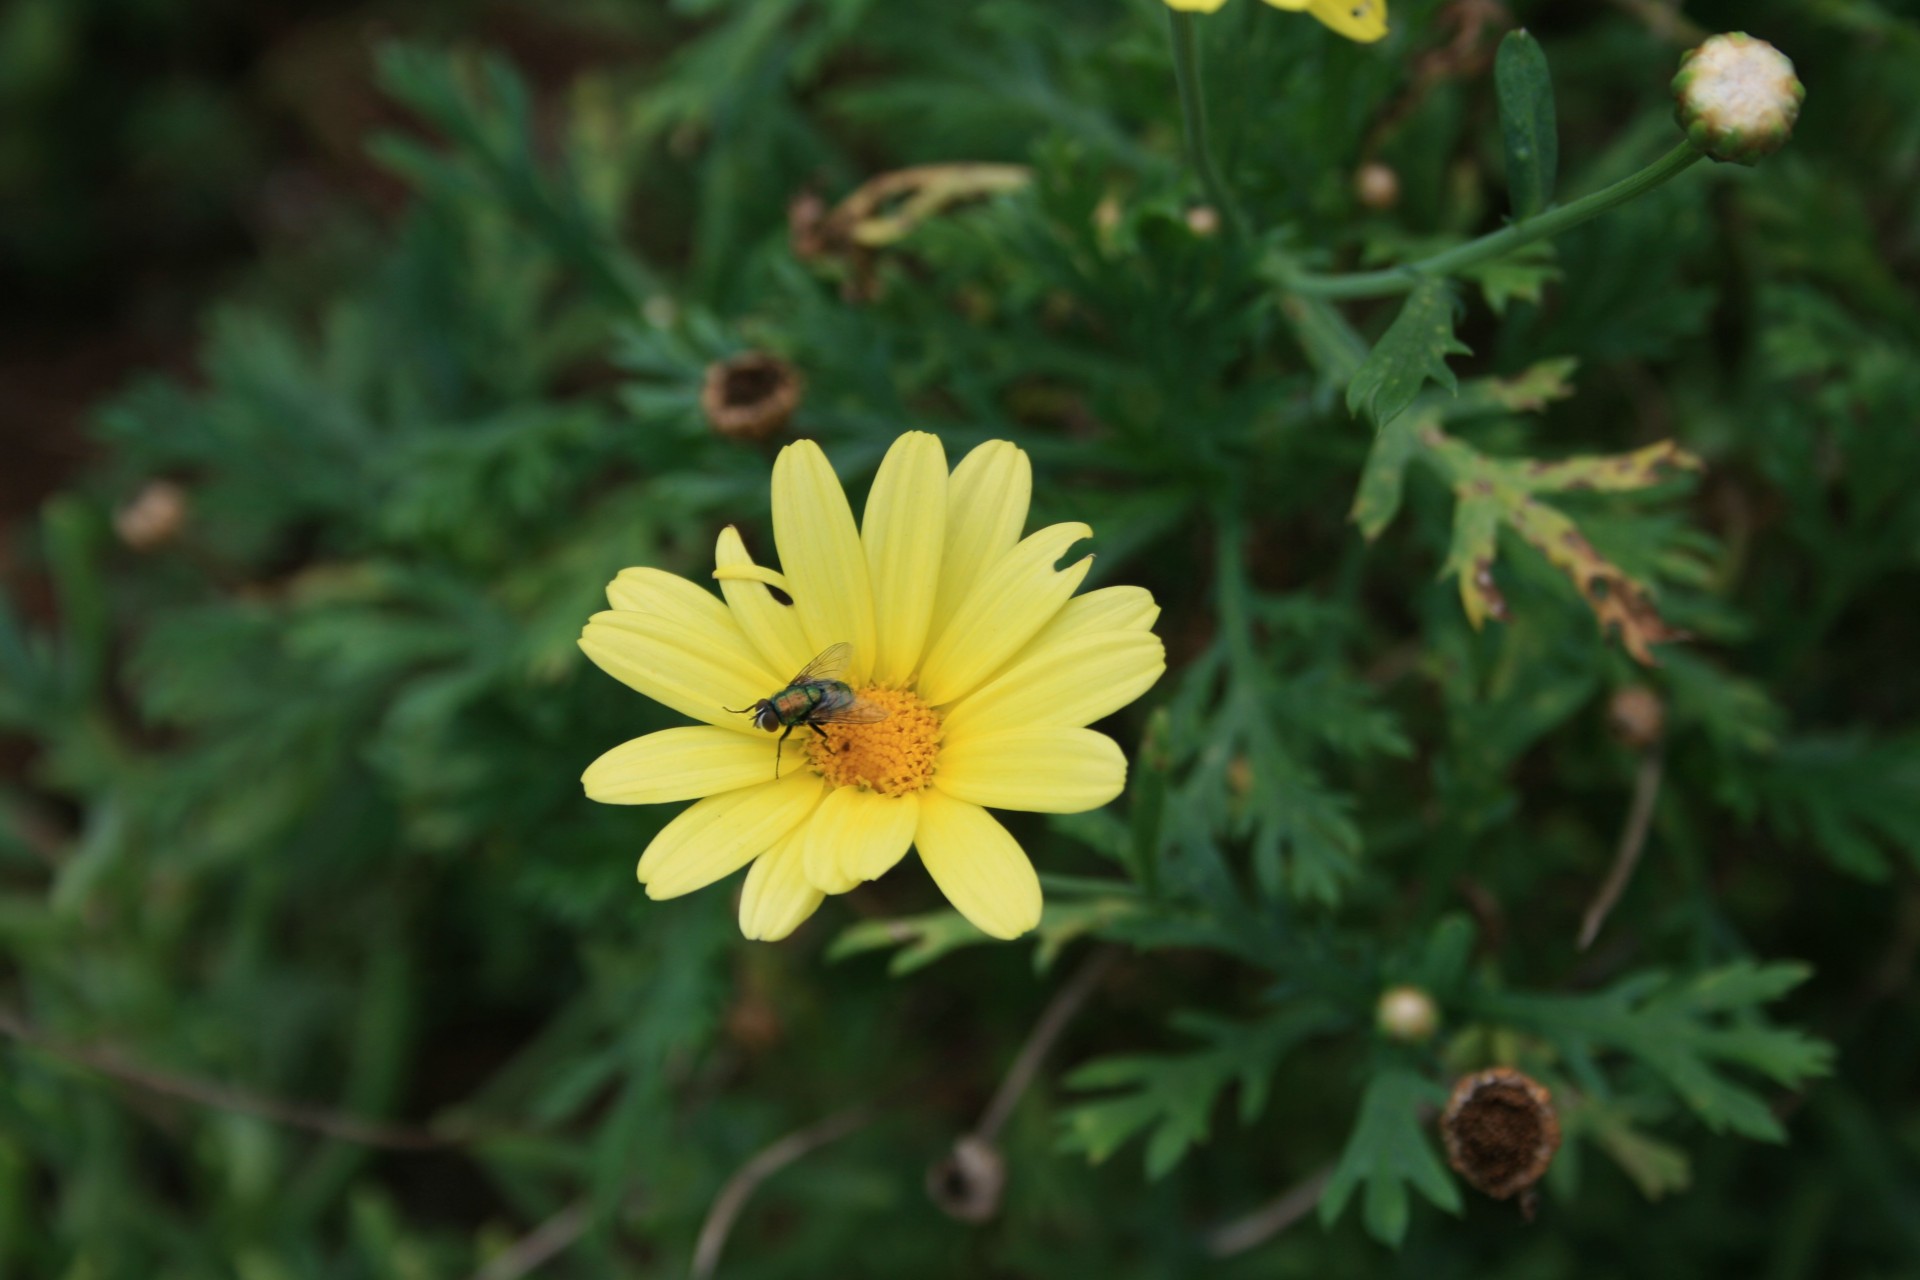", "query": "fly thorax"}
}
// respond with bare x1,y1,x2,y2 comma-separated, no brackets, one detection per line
807,686,943,796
